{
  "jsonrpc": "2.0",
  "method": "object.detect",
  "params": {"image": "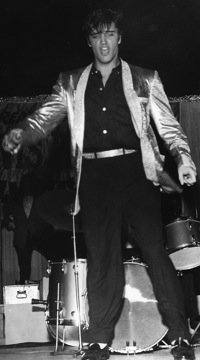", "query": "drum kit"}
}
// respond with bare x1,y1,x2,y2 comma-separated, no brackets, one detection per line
45,258,169,354
36,190,200,354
